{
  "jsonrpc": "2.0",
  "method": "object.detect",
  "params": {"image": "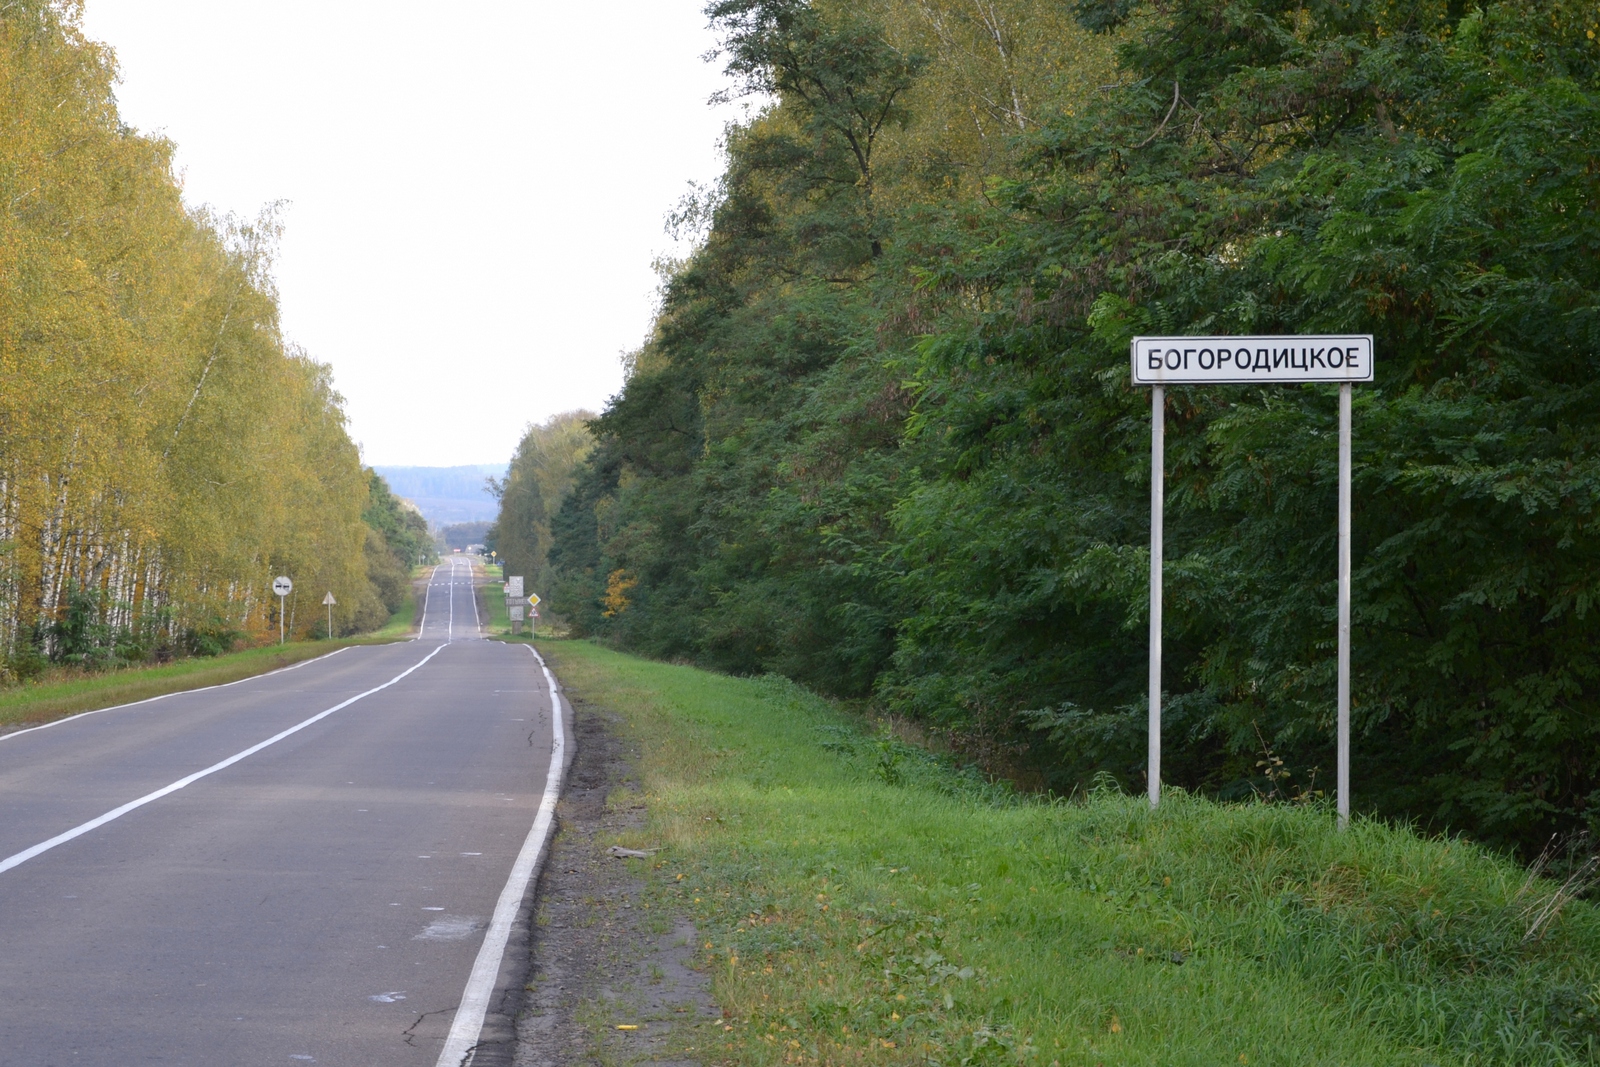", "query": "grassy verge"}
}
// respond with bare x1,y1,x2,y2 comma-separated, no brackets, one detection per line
541,639,1600,1067
0,584,422,733
479,566,546,641
0,641,350,732
365,578,421,642
482,573,511,638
